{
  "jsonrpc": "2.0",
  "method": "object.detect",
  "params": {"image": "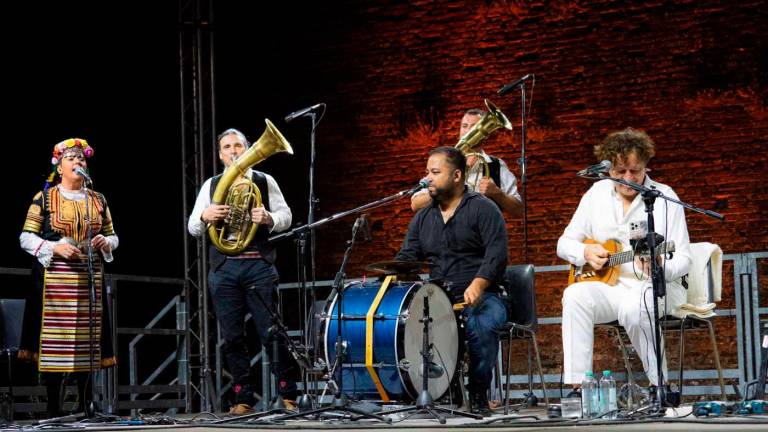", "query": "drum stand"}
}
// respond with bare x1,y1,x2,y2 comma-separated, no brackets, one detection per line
256,216,390,424
384,296,482,424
